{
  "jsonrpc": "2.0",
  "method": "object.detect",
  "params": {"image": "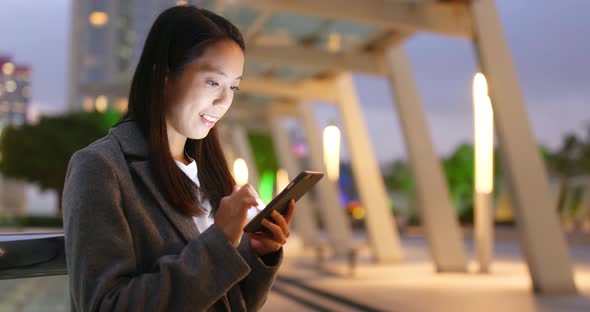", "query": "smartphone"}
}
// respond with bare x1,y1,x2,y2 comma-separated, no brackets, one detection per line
243,170,324,233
